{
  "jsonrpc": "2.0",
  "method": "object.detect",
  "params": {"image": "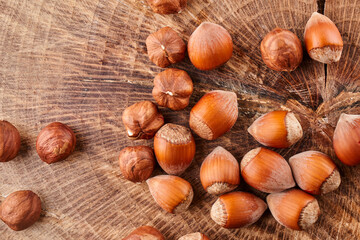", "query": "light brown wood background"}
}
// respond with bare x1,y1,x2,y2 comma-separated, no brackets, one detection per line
0,0,359,239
